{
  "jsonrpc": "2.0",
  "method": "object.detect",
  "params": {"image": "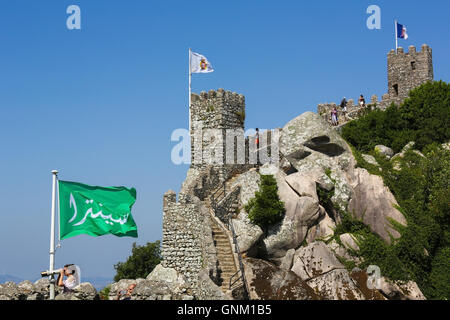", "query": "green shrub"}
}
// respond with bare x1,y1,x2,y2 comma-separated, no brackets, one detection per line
342,81,450,153
340,81,450,299
342,128,450,298
99,285,111,300
113,241,162,282
245,174,285,231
